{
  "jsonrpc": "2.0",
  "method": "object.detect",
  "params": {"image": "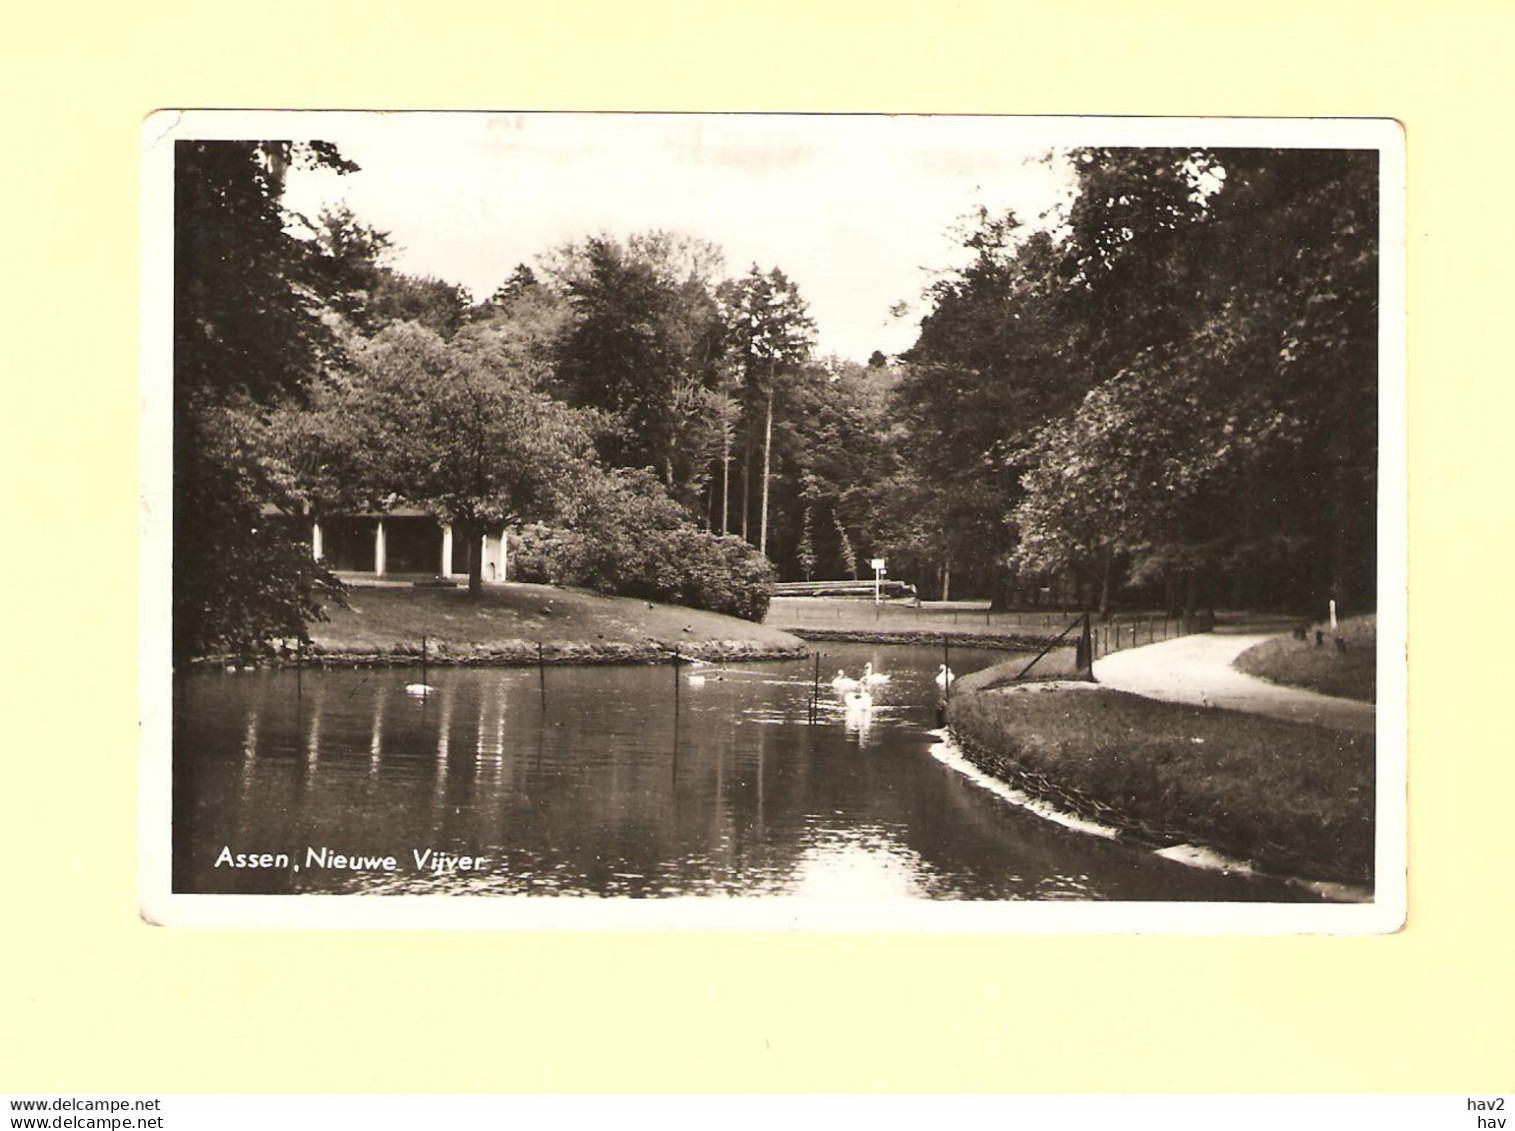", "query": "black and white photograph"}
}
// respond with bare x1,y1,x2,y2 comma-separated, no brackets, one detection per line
141,112,1404,930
